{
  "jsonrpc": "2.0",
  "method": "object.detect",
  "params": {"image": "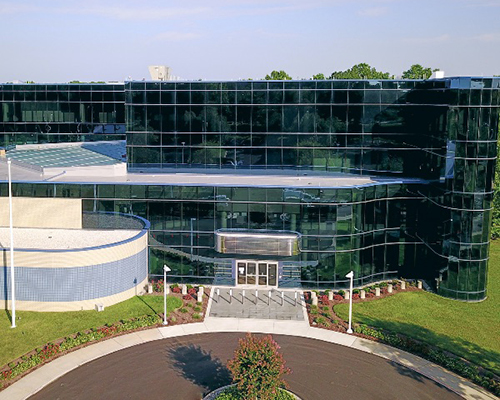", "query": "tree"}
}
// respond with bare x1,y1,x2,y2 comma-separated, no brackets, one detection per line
227,333,291,400
329,63,393,79
311,73,326,80
265,70,292,80
402,64,437,80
